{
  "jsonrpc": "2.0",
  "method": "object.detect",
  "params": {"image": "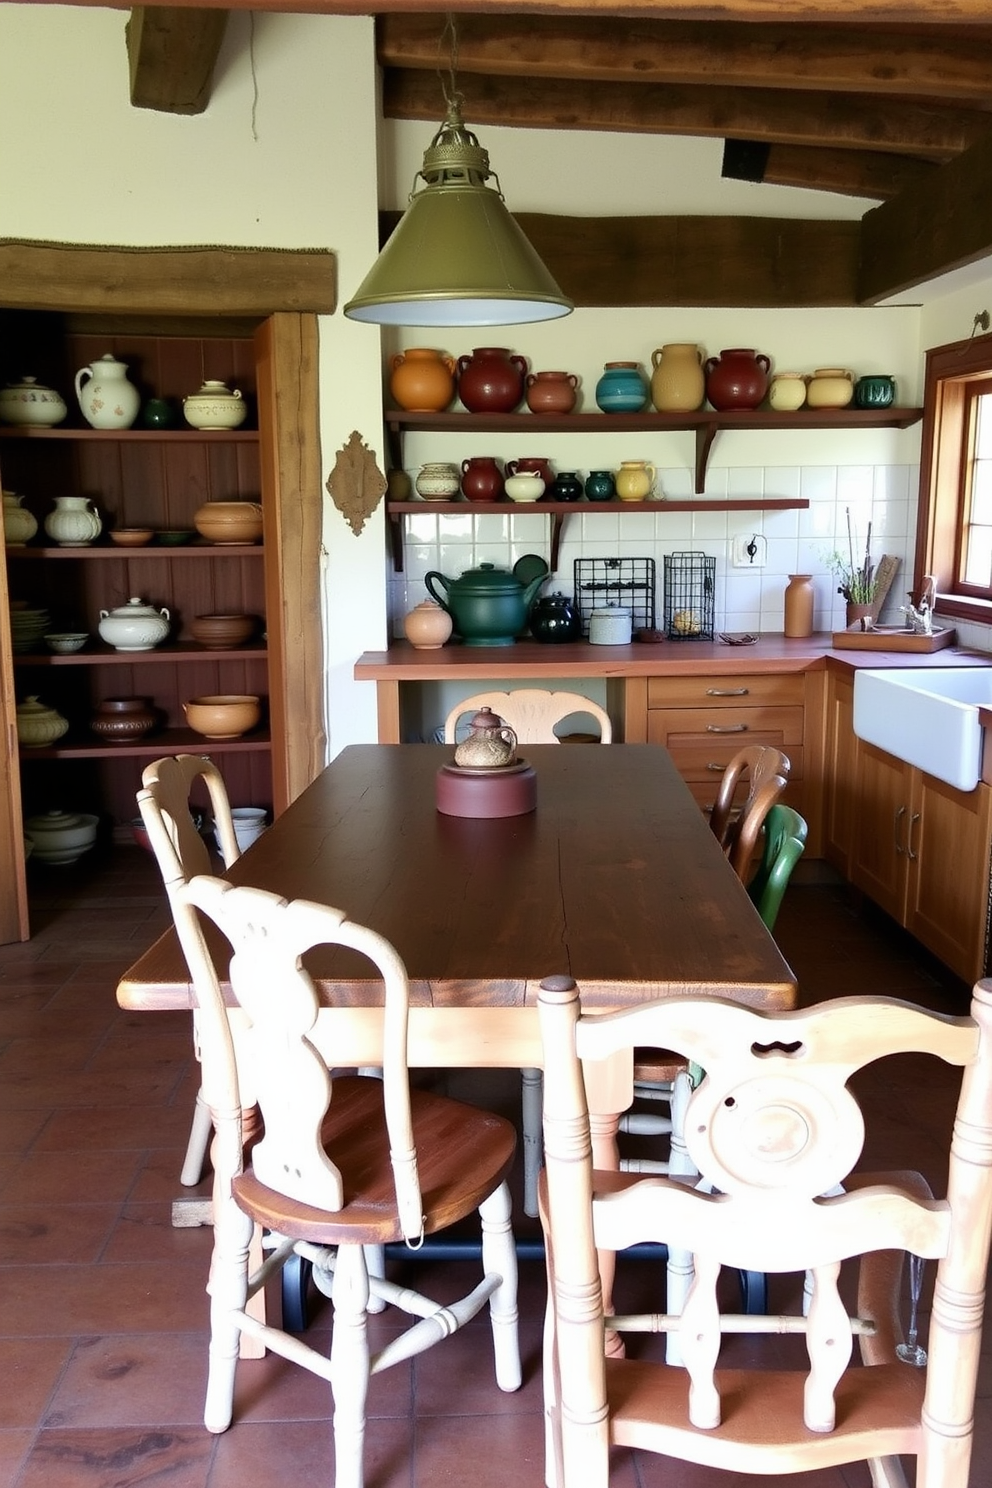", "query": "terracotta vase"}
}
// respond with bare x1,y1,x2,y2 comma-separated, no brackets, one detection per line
783,574,814,638
525,370,578,415
846,602,873,631
456,347,528,413
704,348,771,411
403,600,453,650
650,344,705,412
389,348,456,412
460,457,505,503
90,696,158,743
